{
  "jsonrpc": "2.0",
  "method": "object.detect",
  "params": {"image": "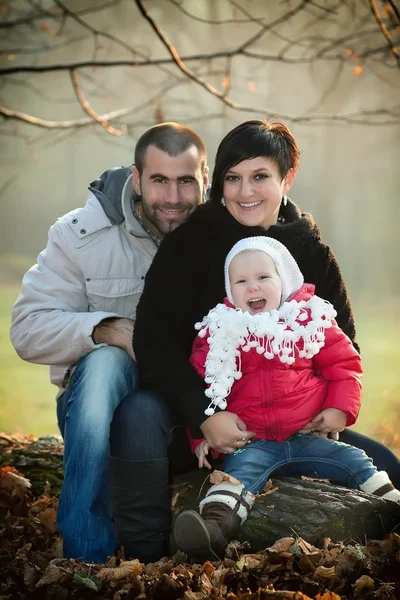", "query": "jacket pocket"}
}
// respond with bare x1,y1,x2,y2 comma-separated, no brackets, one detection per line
86,277,143,319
